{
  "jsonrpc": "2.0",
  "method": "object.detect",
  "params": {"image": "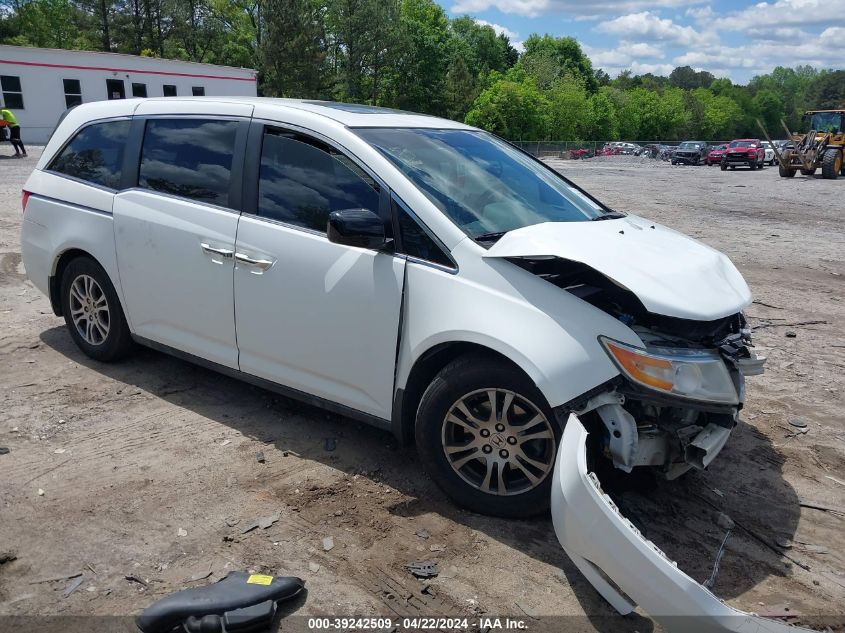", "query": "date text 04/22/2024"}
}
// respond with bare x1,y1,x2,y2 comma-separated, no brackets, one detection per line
307,618,528,630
